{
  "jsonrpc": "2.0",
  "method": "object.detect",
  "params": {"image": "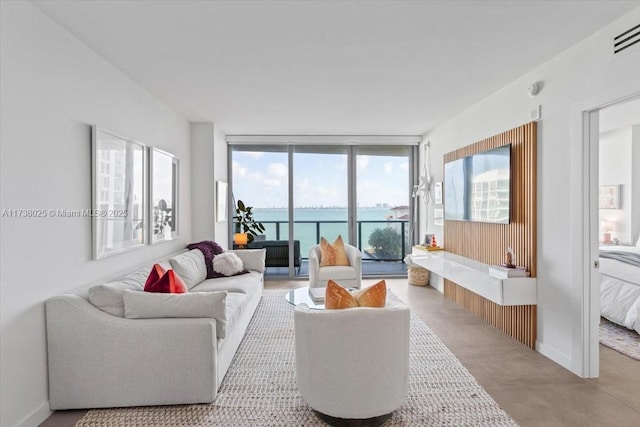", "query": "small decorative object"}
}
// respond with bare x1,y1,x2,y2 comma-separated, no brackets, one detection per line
431,235,437,247
424,234,434,246
504,247,515,268
234,232,248,248
408,266,430,286
233,199,265,244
